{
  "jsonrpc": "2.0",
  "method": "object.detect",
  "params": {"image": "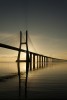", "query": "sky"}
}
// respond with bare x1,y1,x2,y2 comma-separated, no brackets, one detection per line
0,0,67,59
